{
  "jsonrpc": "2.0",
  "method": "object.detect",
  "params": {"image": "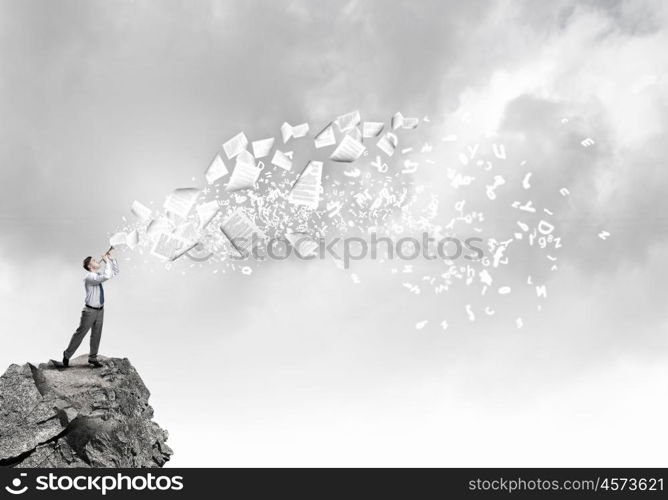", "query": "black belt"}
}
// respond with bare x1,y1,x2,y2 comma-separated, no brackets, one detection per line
85,304,104,310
